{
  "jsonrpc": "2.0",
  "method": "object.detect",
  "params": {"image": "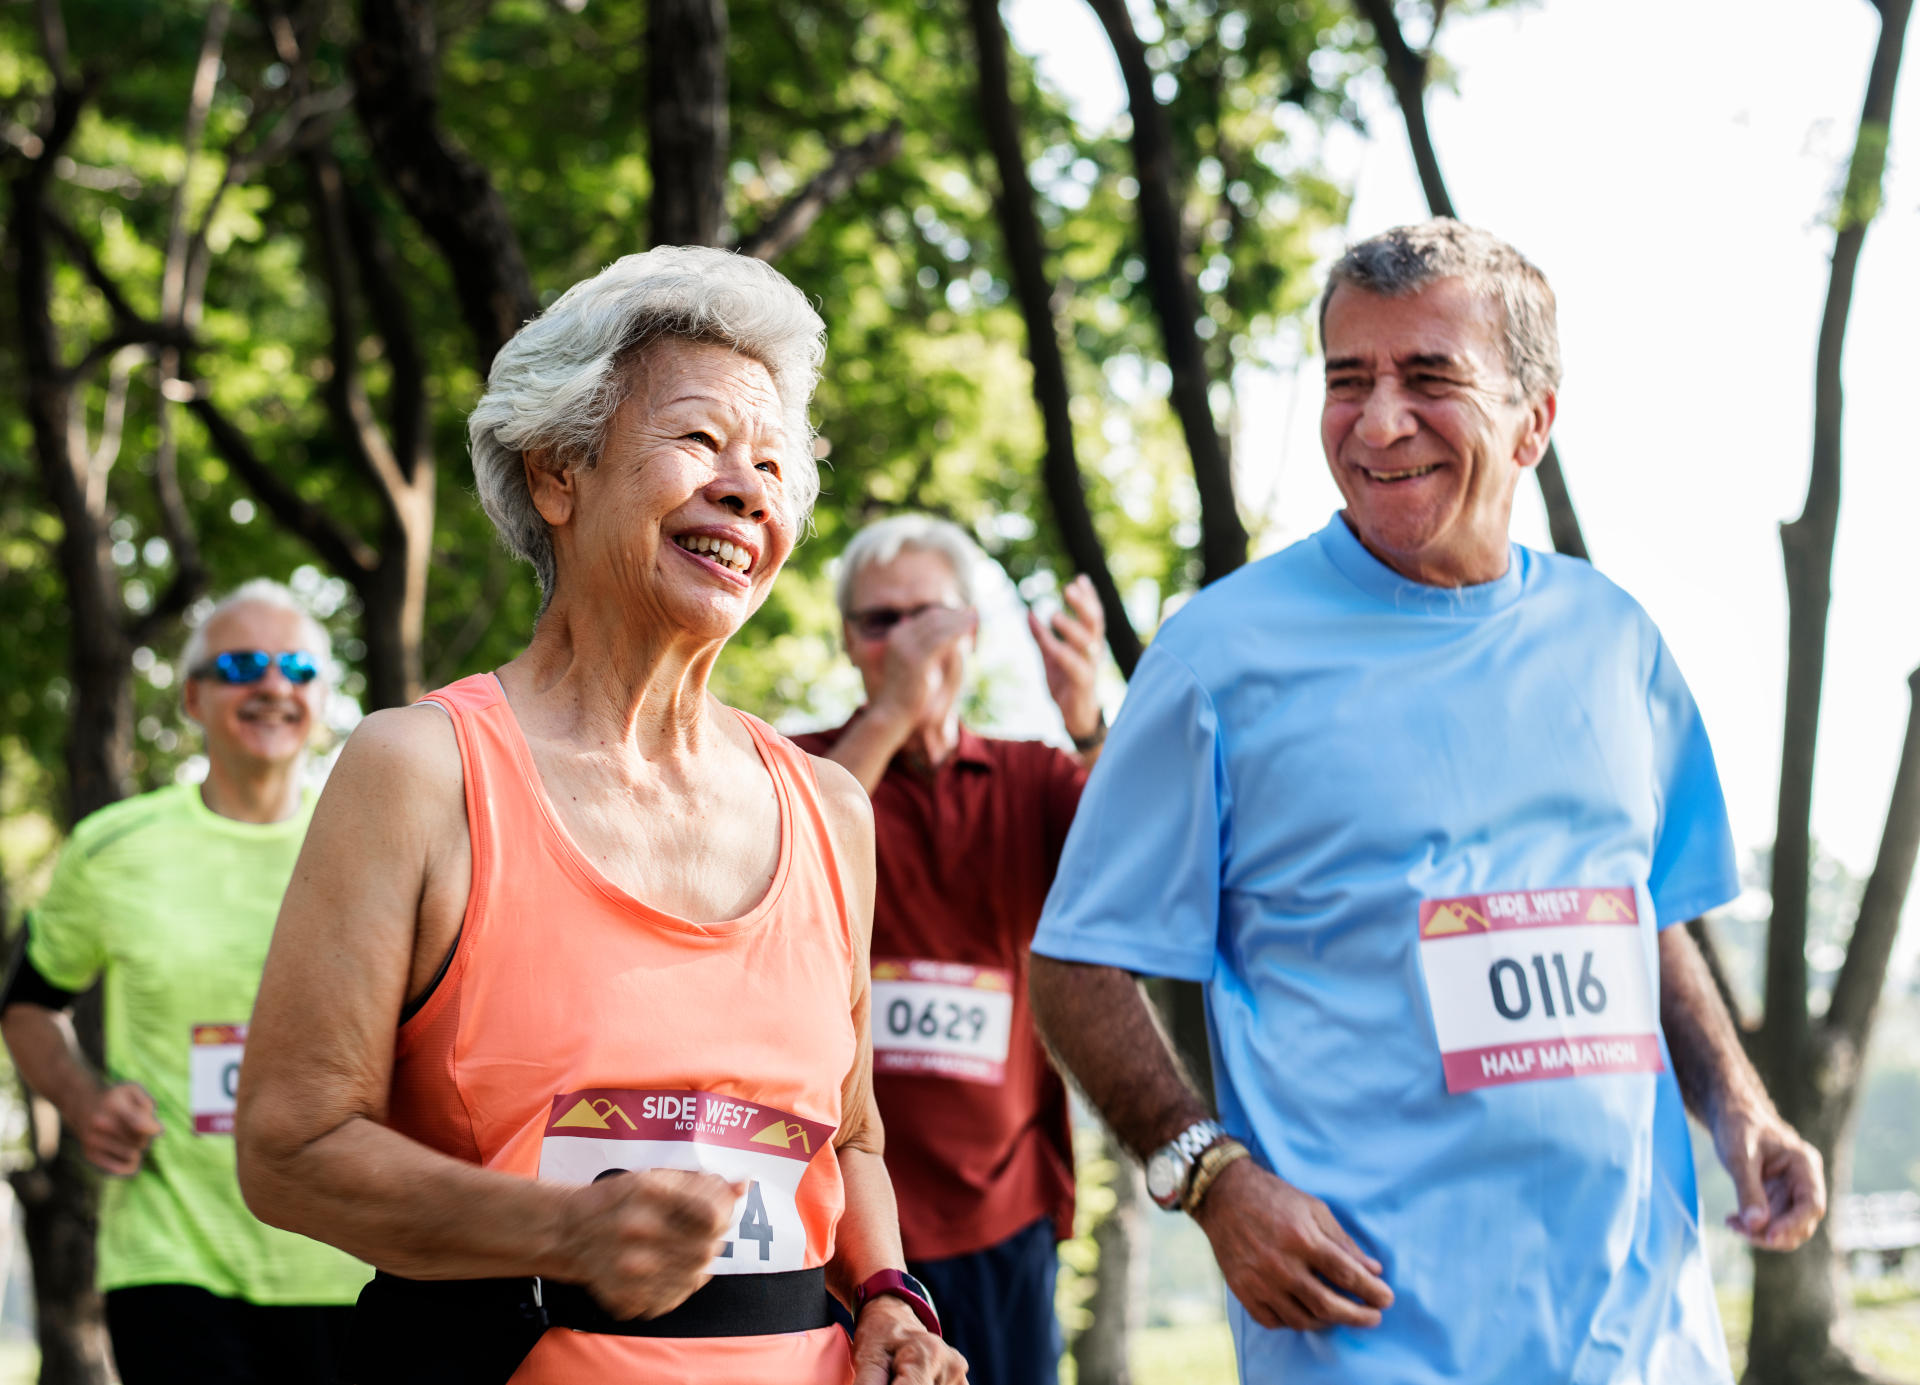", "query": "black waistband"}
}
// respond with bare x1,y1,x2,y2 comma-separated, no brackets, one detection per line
544,1267,833,1338
349,1268,835,1385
